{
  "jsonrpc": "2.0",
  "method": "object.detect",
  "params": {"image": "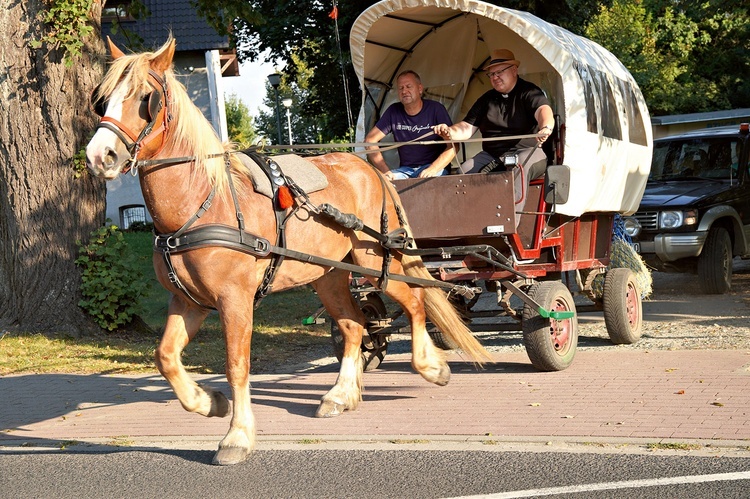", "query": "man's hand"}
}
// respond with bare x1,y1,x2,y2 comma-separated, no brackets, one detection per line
418,165,442,178
537,125,553,144
433,124,452,140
